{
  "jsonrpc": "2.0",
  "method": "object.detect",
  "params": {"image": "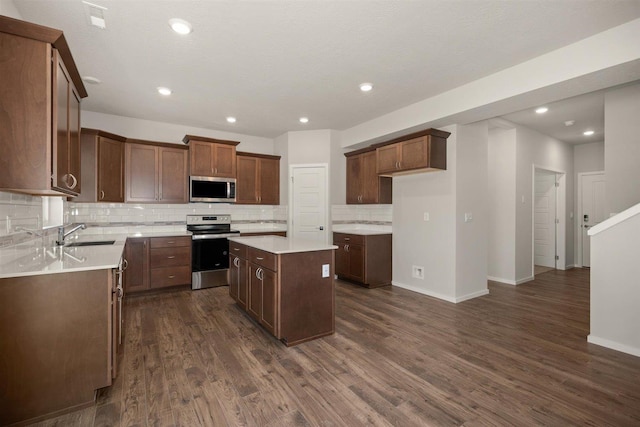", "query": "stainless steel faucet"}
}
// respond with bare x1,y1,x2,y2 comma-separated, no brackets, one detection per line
56,223,86,246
